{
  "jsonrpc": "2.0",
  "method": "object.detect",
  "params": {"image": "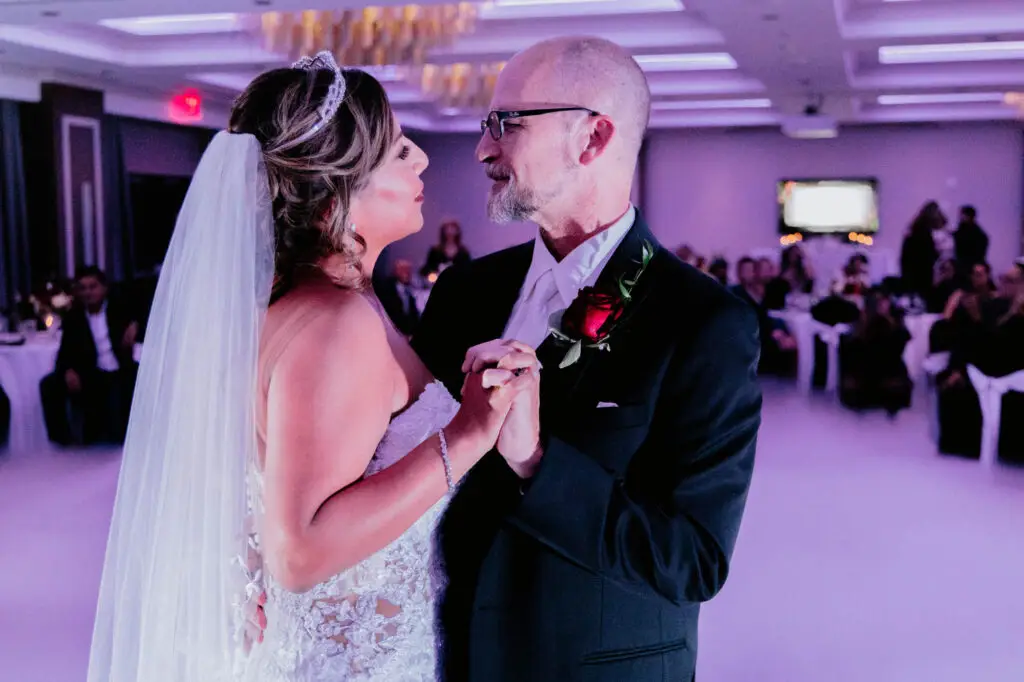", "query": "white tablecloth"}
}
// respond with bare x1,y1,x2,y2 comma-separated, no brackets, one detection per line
0,334,60,454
